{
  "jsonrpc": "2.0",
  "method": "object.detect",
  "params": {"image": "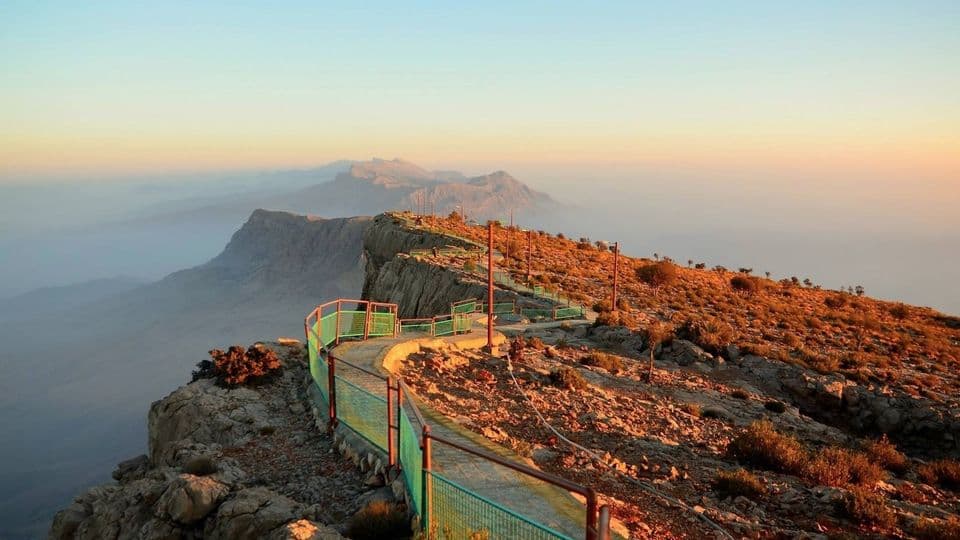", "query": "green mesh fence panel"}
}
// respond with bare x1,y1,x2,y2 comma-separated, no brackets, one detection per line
434,318,454,336
492,302,515,314
533,285,545,295
370,312,396,336
452,300,476,315
454,313,472,333
401,322,434,335
399,411,423,516
521,308,552,320
554,307,583,320
338,310,367,338
320,312,338,347
334,375,387,450
315,356,329,404
429,472,572,540
307,323,320,382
